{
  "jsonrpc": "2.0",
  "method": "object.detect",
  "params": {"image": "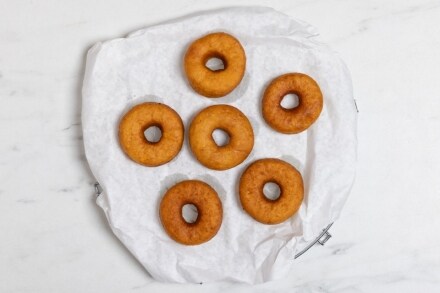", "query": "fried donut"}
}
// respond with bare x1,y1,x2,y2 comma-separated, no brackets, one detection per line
189,105,254,170
184,32,246,98
159,180,223,245
262,73,323,134
118,102,184,167
239,158,304,224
